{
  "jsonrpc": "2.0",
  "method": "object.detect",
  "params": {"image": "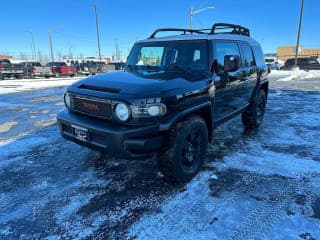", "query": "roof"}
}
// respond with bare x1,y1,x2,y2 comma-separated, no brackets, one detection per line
137,33,260,47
